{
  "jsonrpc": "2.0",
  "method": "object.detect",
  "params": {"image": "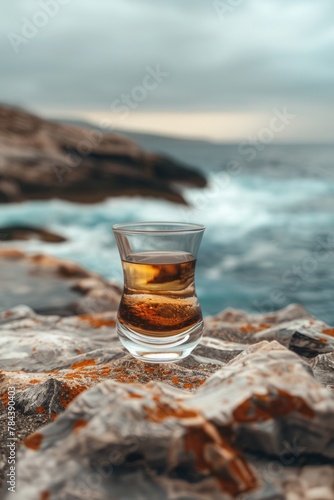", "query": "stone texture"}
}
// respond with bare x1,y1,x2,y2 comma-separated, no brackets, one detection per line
1,304,334,498
0,104,206,205
0,248,121,316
